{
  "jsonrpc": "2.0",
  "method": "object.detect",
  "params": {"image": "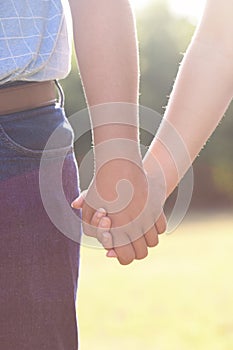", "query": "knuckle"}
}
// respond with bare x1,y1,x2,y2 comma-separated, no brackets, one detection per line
136,250,148,260
90,215,98,227
157,221,167,235
119,257,134,266
118,250,135,265
83,228,92,237
154,237,159,247
147,236,159,248
160,213,167,233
